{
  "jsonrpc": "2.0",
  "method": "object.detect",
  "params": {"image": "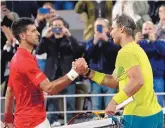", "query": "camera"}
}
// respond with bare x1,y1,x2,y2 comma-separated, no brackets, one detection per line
38,8,50,14
143,34,149,40
97,25,103,33
52,27,62,34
